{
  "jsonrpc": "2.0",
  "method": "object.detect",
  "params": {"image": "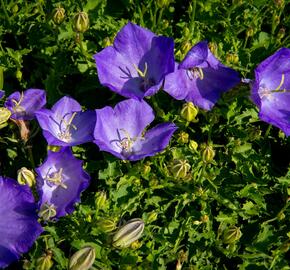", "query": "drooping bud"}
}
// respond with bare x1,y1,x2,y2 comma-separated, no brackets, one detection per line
38,203,57,221
222,226,242,244
180,102,198,122
0,107,11,127
112,218,145,248
17,167,36,187
95,191,107,210
201,144,215,163
189,140,198,152
98,217,117,233
52,6,65,25
69,246,96,270
177,131,189,144
171,159,191,179
73,12,89,33
36,251,53,270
